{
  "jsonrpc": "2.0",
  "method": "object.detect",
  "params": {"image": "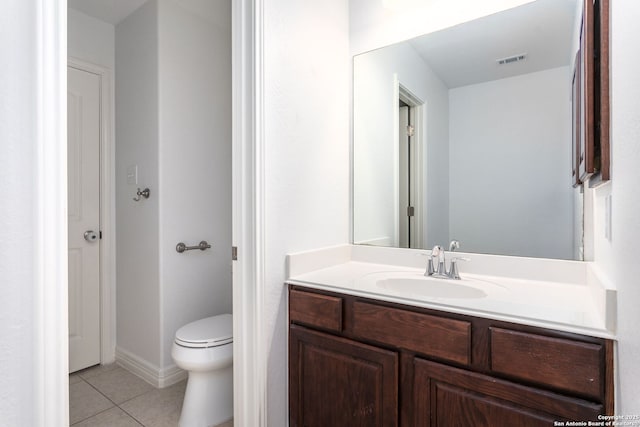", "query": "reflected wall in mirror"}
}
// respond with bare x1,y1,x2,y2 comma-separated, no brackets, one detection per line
353,0,584,260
